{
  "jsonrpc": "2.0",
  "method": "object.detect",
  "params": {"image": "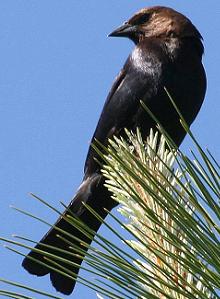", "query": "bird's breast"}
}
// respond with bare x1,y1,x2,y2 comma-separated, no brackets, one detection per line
131,47,158,75
130,43,165,84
